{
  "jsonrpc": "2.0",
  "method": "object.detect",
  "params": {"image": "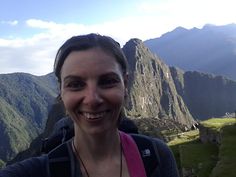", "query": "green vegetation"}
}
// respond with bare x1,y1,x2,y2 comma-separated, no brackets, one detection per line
0,159,5,169
0,97,37,161
0,73,57,162
201,118,236,131
168,130,199,146
167,118,236,177
168,130,218,177
180,142,218,177
210,124,236,177
168,131,199,175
